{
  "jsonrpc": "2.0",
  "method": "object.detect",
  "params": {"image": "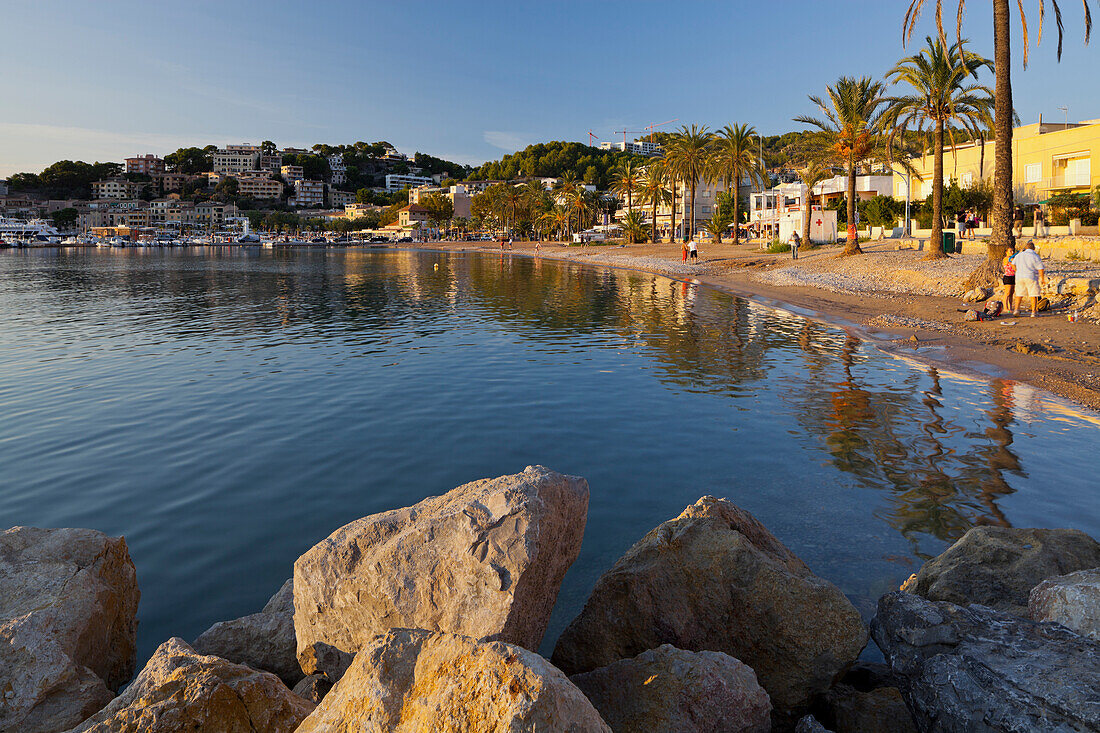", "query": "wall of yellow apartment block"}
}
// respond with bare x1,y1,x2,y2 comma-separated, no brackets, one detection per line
892,121,1100,204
